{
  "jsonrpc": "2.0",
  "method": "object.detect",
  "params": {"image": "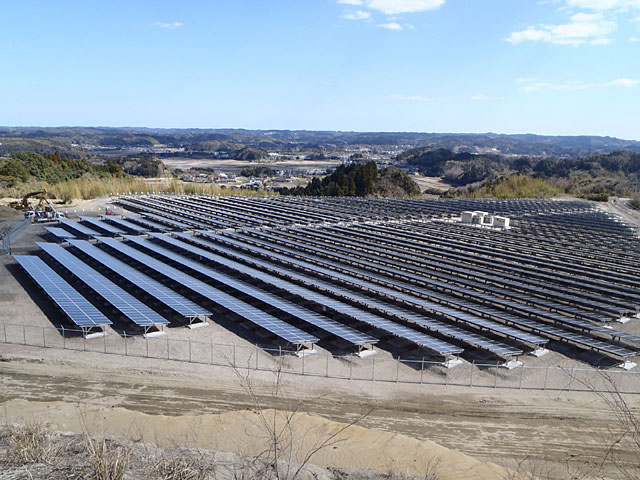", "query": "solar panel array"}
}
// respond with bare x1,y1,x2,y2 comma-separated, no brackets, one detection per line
67,239,211,319
13,194,640,364
14,255,111,328
37,242,169,328
96,236,318,345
